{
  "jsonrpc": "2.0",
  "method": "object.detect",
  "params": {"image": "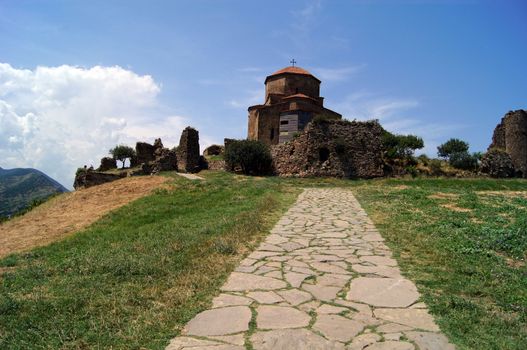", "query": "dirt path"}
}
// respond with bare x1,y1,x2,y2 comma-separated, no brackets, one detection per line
166,188,455,350
0,176,169,258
